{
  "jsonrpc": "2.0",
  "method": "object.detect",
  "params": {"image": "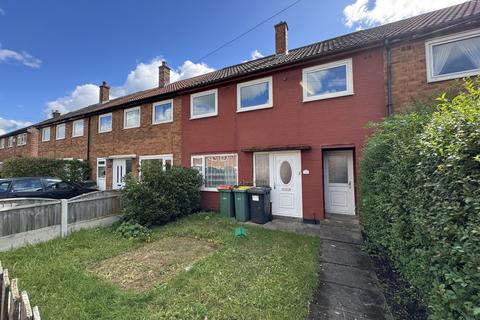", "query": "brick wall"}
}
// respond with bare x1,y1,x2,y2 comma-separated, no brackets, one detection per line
88,97,182,189
389,37,463,113
0,128,39,162
38,120,89,160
